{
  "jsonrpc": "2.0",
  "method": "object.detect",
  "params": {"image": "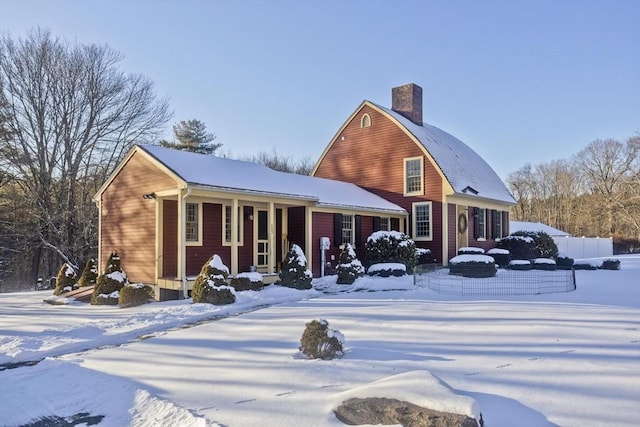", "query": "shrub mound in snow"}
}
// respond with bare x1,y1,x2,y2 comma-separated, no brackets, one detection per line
573,260,599,270
457,247,484,255
601,259,621,270
336,243,365,285
230,272,264,291
367,263,406,277
449,255,497,278
508,259,532,271
532,258,557,271
192,255,236,305
119,283,154,307
78,258,98,287
279,244,313,290
487,248,510,268
299,319,344,360
556,254,574,270
91,252,127,305
53,263,77,295
365,231,419,270
496,234,537,260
